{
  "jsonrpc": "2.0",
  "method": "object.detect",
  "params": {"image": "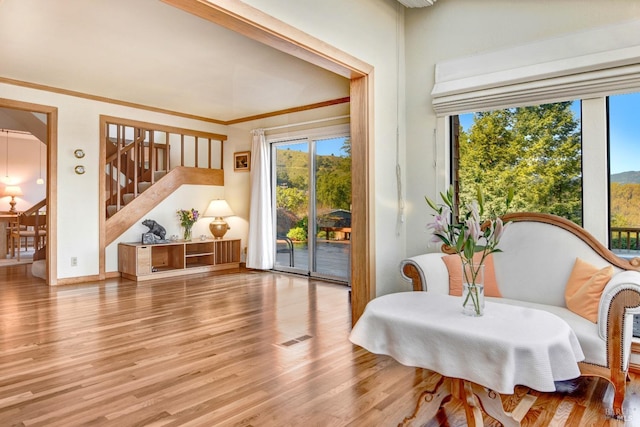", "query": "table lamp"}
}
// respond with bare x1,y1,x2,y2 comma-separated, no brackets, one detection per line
3,185,22,213
204,199,234,239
